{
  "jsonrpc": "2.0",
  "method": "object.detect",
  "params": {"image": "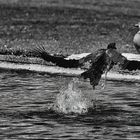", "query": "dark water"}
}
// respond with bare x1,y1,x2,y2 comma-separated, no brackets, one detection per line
0,70,140,140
